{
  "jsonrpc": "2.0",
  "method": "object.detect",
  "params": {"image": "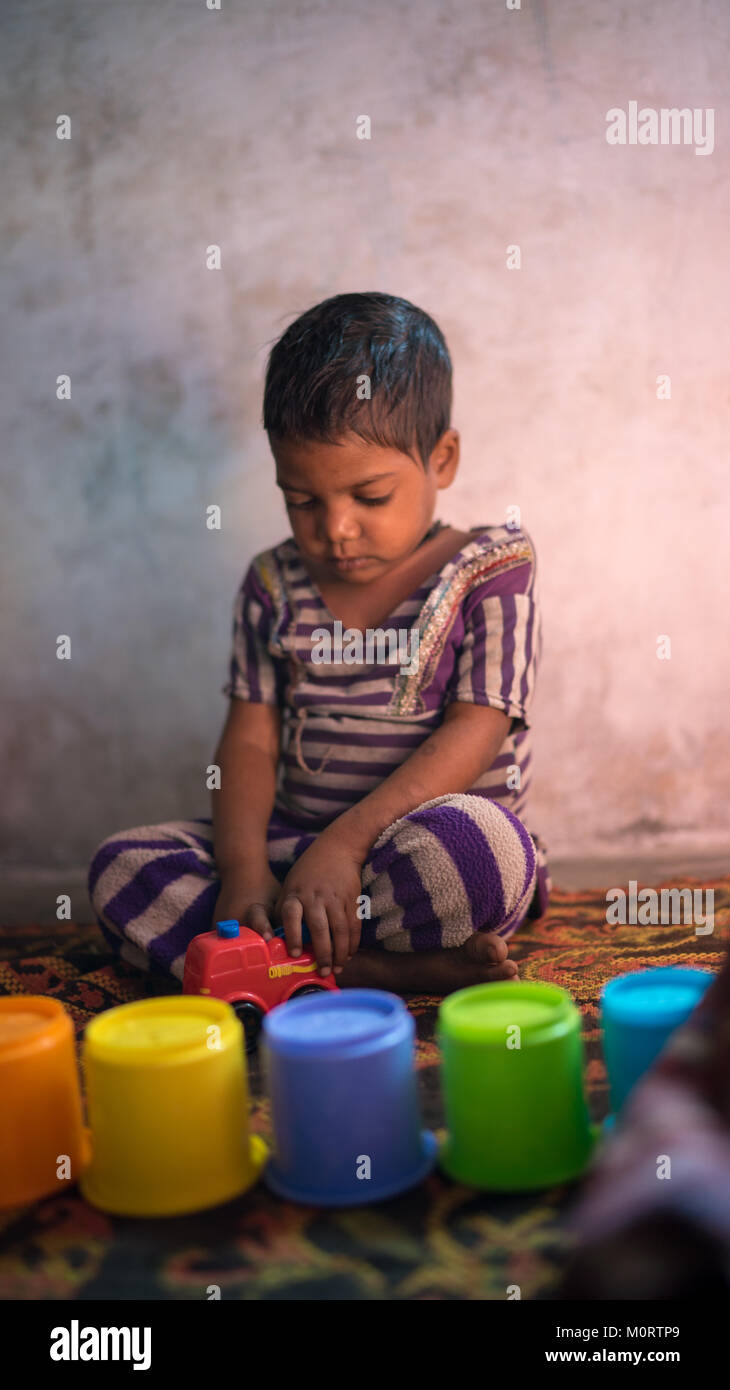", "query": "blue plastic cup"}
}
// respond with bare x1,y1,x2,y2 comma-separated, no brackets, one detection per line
601,967,714,1114
261,989,437,1206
